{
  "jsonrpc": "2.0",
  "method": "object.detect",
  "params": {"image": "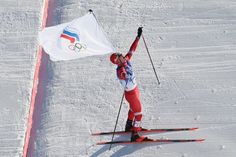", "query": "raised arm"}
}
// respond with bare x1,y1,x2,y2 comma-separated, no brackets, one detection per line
125,27,143,60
